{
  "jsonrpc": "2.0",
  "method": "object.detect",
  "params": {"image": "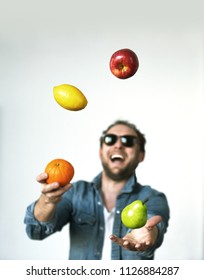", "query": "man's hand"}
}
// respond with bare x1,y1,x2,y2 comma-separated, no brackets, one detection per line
34,172,72,222
110,215,162,251
37,172,72,204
